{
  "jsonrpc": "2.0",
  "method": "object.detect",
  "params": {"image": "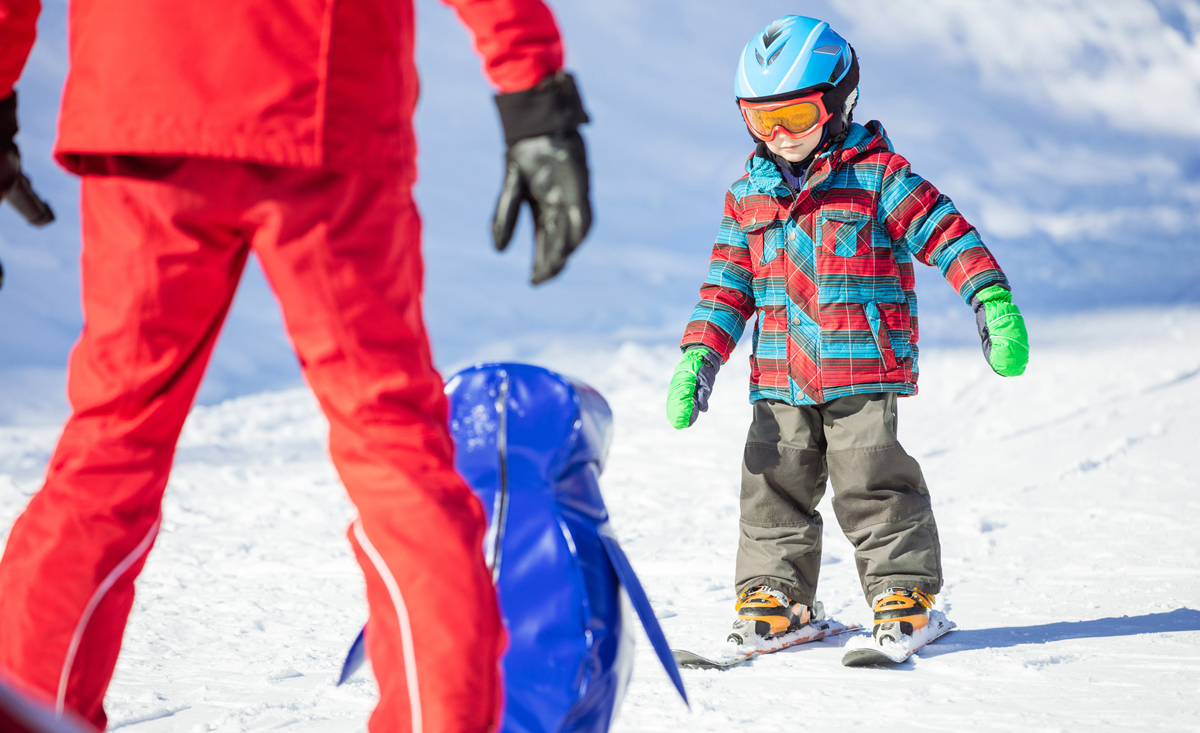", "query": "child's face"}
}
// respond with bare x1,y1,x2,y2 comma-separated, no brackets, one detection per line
763,125,824,163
